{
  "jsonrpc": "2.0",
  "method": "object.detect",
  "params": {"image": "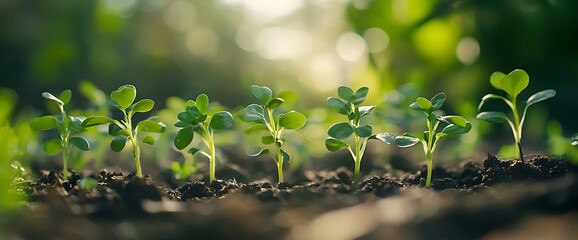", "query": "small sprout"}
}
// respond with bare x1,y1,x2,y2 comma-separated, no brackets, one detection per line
477,69,556,162
377,92,471,188
240,85,306,183
325,86,382,188
30,90,90,181
173,94,234,182
571,133,578,146
79,177,98,190
82,85,166,177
